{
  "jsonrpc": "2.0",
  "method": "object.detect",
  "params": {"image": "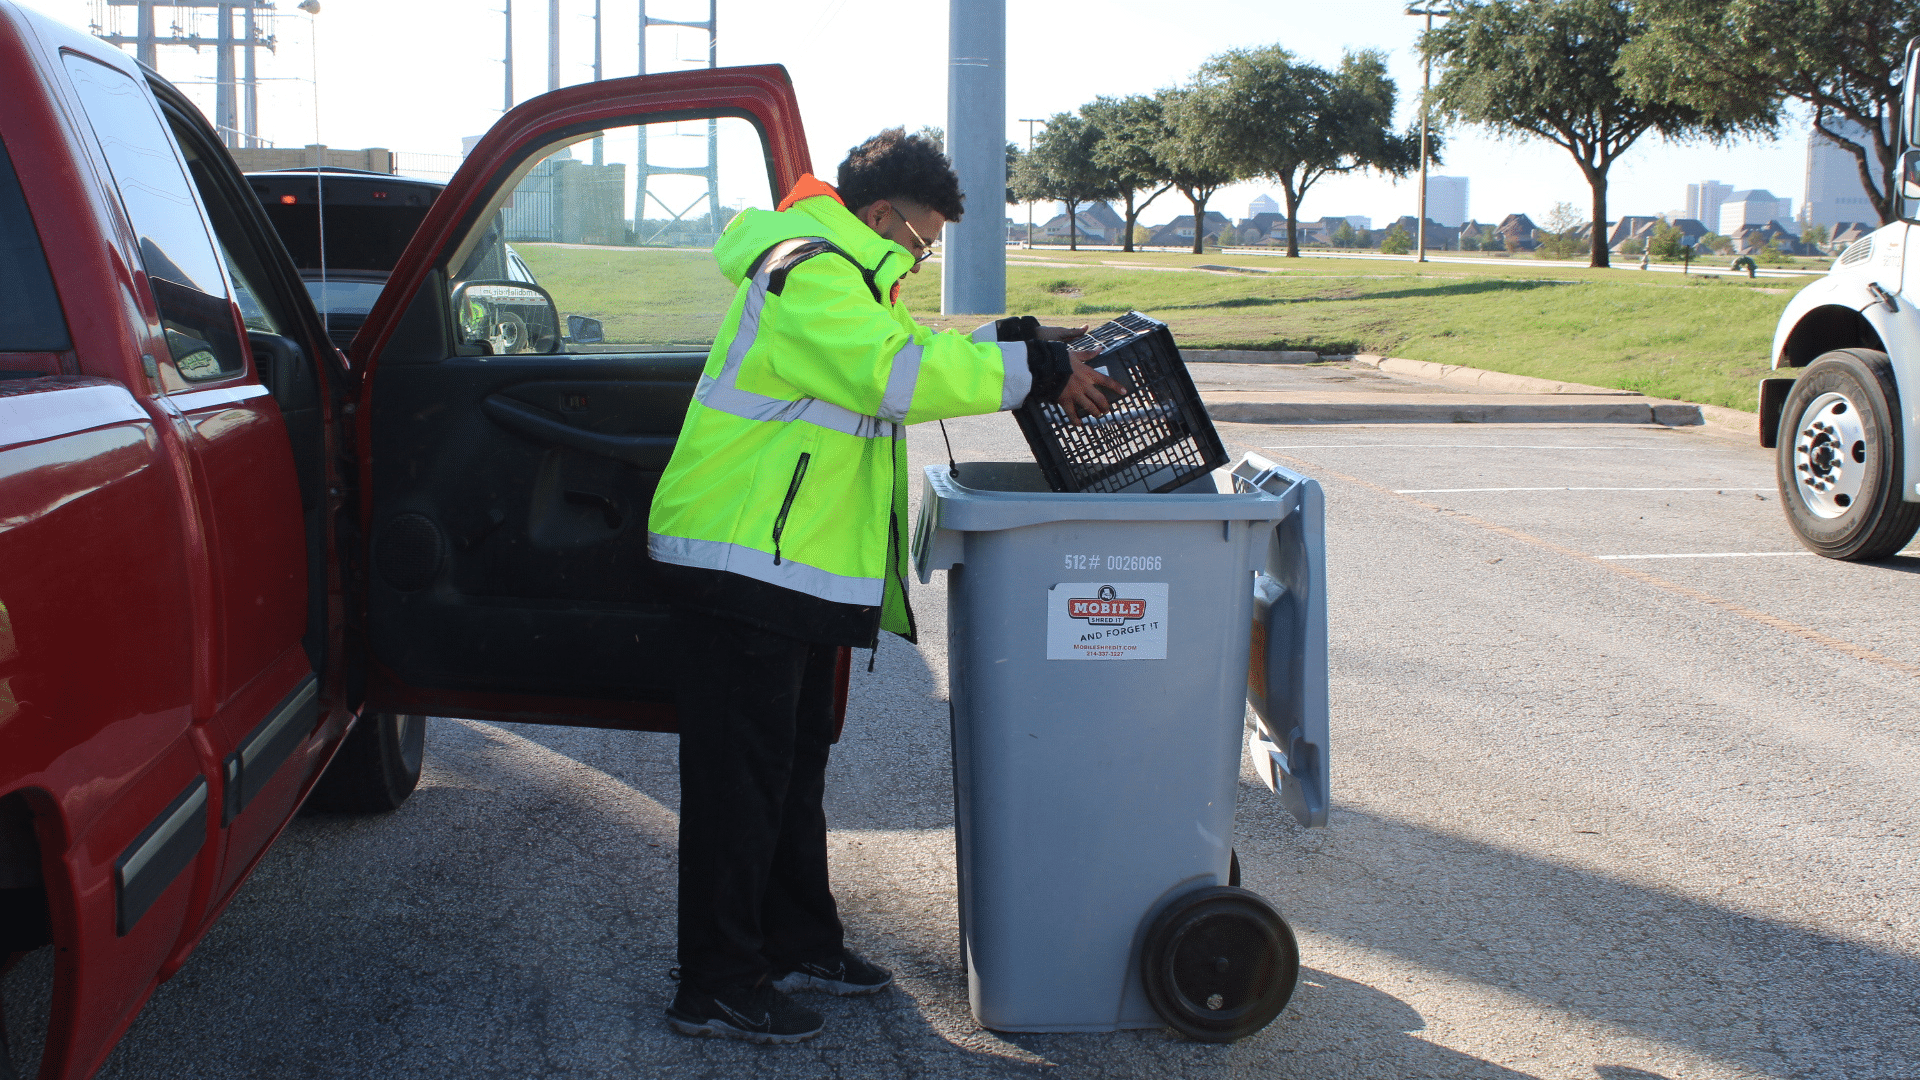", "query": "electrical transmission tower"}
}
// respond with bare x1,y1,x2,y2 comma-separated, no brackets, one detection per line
92,1,278,148
634,0,718,245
